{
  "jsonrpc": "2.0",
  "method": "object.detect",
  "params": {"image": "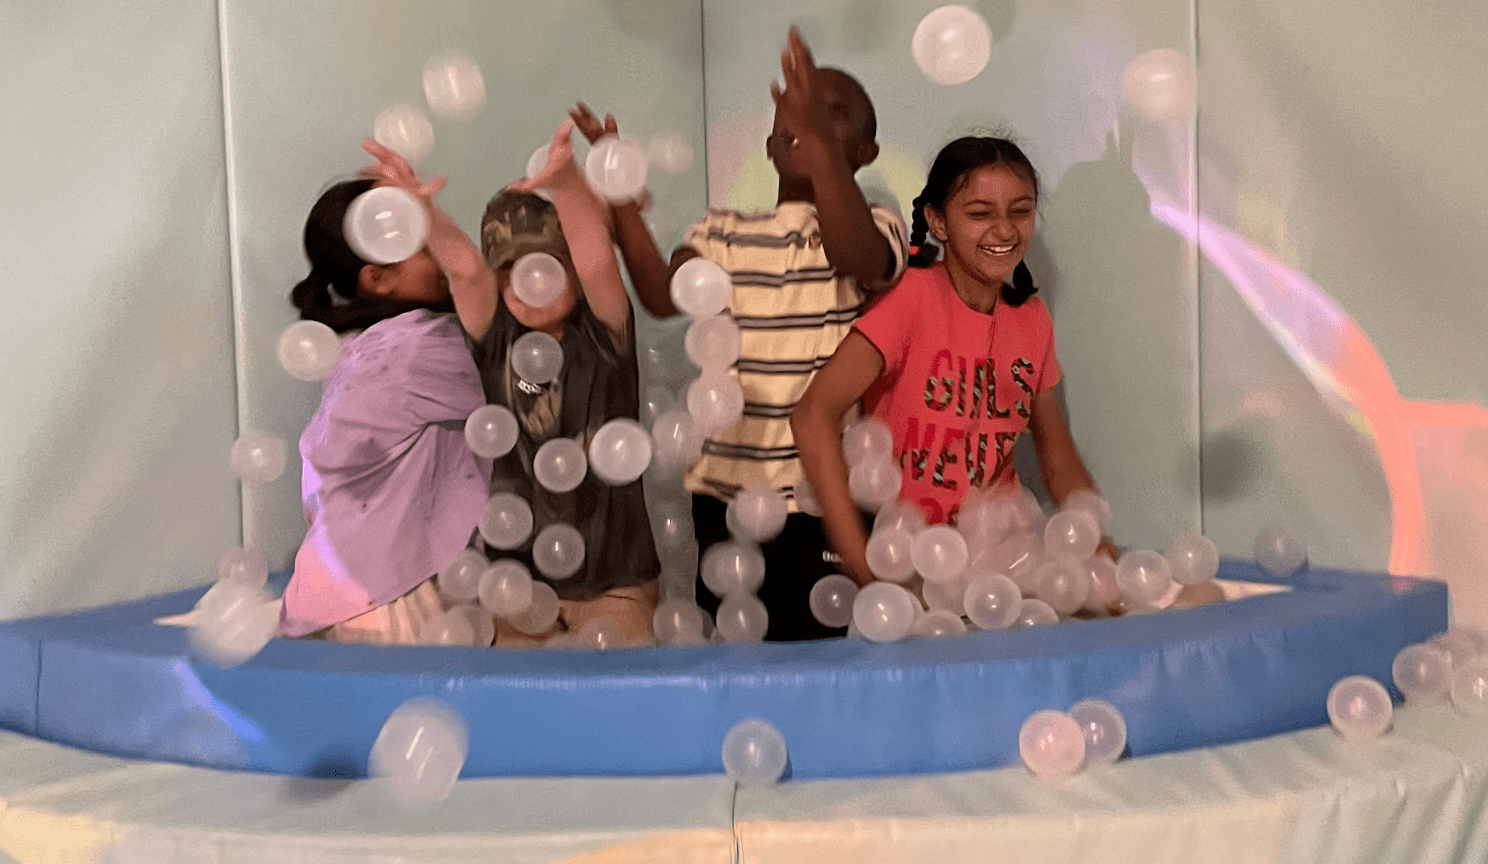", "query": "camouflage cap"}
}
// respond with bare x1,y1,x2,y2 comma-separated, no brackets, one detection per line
480,189,569,271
